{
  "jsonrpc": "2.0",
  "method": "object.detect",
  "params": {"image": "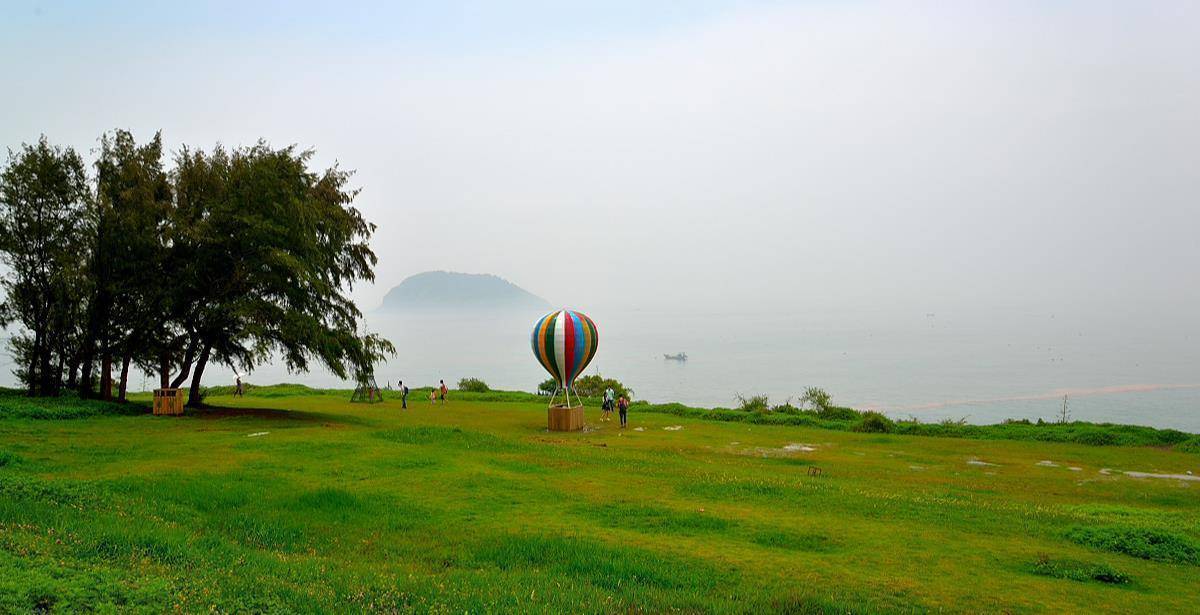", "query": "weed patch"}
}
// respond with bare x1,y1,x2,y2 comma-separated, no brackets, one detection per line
750,529,836,552
1066,525,1200,565
473,533,722,592
375,426,519,452
586,502,732,534
1028,555,1131,585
